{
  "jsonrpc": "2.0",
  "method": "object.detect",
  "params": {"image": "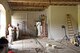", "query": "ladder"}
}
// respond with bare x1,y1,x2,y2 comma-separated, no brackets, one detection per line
66,14,79,45
66,14,74,37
